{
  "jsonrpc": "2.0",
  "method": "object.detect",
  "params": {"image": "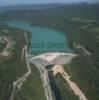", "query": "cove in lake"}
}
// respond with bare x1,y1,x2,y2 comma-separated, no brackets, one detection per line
6,20,71,55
